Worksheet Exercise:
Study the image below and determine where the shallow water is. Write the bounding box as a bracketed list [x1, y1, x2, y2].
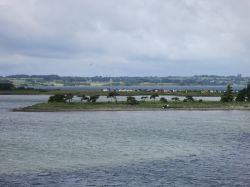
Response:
[0, 95, 250, 186]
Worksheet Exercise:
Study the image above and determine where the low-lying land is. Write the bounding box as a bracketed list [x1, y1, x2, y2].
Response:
[14, 101, 250, 112]
[0, 89, 222, 97]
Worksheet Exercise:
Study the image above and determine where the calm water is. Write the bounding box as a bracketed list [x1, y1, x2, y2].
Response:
[0, 96, 250, 186]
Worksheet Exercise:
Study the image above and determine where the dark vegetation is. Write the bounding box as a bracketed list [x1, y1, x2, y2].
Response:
[45, 84, 250, 106]
[221, 85, 234, 102]
[126, 96, 139, 105]
[183, 95, 195, 102]
[150, 93, 159, 101]
[235, 83, 250, 102]
[160, 97, 168, 103]
[0, 81, 14, 90]
[46, 84, 250, 104]
[107, 91, 119, 102]
[220, 83, 250, 102]
[14, 84, 250, 112]
[48, 94, 100, 103]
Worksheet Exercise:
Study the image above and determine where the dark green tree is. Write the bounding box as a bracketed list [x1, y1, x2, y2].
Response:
[185, 95, 194, 102]
[171, 97, 180, 101]
[79, 94, 89, 102]
[235, 89, 246, 102]
[141, 96, 148, 101]
[150, 93, 159, 101]
[246, 83, 250, 102]
[89, 95, 99, 103]
[127, 96, 139, 105]
[107, 91, 119, 102]
[160, 97, 168, 103]
[221, 85, 234, 102]
[48, 94, 66, 103]
[235, 82, 250, 102]
[65, 93, 74, 103]
[0, 82, 14, 90]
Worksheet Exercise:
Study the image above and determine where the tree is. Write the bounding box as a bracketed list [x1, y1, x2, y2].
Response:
[185, 95, 194, 102]
[150, 93, 159, 101]
[0, 81, 14, 90]
[127, 96, 139, 105]
[235, 89, 246, 102]
[246, 83, 250, 102]
[160, 97, 168, 103]
[171, 97, 180, 101]
[236, 82, 250, 102]
[79, 94, 89, 102]
[65, 93, 74, 103]
[221, 85, 234, 102]
[107, 91, 119, 102]
[141, 96, 148, 101]
[89, 95, 99, 103]
[48, 94, 66, 103]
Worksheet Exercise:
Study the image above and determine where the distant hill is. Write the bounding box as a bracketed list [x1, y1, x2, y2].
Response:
[1, 74, 249, 87]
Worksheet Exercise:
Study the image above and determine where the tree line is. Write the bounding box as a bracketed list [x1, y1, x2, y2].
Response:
[47, 91, 198, 105]
[221, 83, 250, 102]
[47, 83, 250, 105]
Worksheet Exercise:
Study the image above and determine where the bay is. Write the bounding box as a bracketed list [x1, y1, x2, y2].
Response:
[0, 96, 250, 186]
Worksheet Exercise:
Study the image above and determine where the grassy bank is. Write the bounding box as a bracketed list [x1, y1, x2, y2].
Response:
[14, 101, 250, 112]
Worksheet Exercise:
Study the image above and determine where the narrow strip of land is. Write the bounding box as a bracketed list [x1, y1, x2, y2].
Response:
[14, 101, 250, 112]
[0, 89, 222, 97]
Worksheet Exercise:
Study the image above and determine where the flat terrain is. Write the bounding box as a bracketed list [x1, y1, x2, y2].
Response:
[14, 101, 250, 112]
[0, 89, 222, 97]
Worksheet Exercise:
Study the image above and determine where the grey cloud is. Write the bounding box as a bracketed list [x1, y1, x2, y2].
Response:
[0, 0, 250, 75]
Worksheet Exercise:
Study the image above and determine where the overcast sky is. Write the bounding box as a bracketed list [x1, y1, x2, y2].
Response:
[0, 0, 250, 76]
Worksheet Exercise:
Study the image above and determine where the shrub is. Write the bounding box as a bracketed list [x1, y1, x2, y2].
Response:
[150, 93, 159, 101]
[221, 85, 234, 102]
[160, 97, 168, 103]
[127, 96, 139, 105]
[185, 95, 194, 102]
[0, 82, 14, 90]
[171, 97, 179, 101]
[89, 95, 99, 103]
[48, 94, 66, 103]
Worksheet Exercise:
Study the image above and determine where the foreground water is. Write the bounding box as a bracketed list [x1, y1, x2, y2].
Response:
[0, 96, 250, 186]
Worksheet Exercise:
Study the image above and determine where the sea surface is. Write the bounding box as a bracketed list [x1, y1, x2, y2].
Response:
[0, 95, 250, 186]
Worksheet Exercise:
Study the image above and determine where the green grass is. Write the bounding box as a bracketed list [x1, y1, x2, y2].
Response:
[14, 101, 250, 112]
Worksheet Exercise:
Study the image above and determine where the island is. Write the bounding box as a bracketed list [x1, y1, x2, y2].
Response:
[14, 101, 250, 112]
[9, 83, 250, 112]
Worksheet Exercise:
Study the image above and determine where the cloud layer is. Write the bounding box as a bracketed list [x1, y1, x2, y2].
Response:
[0, 0, 250, 76]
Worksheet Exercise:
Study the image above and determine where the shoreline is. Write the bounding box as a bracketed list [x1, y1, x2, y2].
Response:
[12, 100, 250, 112]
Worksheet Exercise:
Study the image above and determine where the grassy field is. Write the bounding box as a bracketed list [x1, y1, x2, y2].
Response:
[14, 101, 250, 112]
